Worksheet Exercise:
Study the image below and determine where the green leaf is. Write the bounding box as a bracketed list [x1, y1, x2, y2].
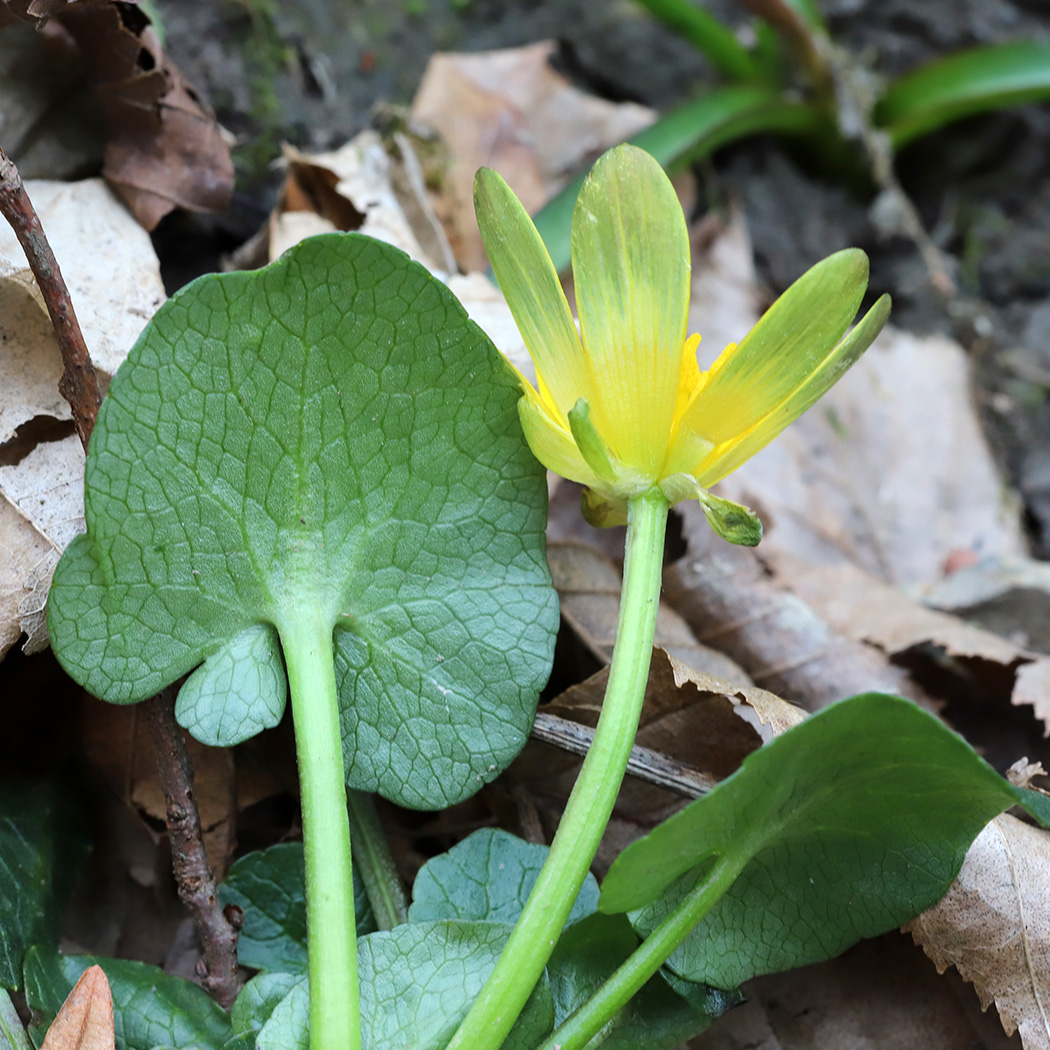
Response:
[0, 787, 87, 990]
[408, 828, 599, 927]
[23, 946, 231, 1050]
[600, 693, 1020, 988]
[219, 842, 375, 975]
[0, 991, 32, 1050]
[547, 913, 739, 1050]
[531, 87, 823, 274]
[47, 232, 558, 809]
[875, 40, 1050, 148]
[232, 972, 302, 1039]
[257, 922, 554, 1050]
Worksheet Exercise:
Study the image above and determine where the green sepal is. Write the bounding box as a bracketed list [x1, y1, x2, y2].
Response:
[697, 490, 763, 547]
[580, 487, 629, 529]
[567, 398, 617, 483]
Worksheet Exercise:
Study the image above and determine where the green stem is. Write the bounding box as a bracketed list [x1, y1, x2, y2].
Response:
[535, 857, 740, 1050]
[283, 612, 360, 1050]
[446, 490, 669, 1050]
[347, 789, 408, 930]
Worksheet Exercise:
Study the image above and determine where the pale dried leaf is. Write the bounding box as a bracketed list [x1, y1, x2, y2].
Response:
[410, 41, 654, 270]
[0, 178, 165, 441]
[776, 558, 1050, 733]
[906, 815, 1050, 1050]
[40, 965, 115, 1050]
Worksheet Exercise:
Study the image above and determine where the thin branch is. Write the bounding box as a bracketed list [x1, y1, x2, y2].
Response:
[143, 689, 242, 1010]
[0, 143, 240, 1007]
[0, 148, 101, 450]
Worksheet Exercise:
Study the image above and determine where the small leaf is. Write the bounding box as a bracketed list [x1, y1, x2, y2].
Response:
[408, 828, 599, 926]
[1, 990, 33, 1050]
[24, 947, 231, 1050]
[257, 923, 554, 1050]
[0, 787, 87, 990]
[218, 842, 376, 975]
[547, 913, 738, 1050]
[600, 694, 1020, 989]
[231, 973, 301, 1043]
[40, 966, 114, 1050]
[47, 233, 558, 810]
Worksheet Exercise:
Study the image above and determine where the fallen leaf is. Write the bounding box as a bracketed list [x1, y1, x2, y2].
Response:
[664, 502, 938, 711]
[40, 964, 114, 1050]
[0, 178, 164, 659]
[410, 41, 655, 270]
[906, 814, 1050, 1050]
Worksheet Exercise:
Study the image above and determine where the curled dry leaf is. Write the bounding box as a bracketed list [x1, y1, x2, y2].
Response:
[0, 178, 164, 658]
[906, 814, 1050, 1050]
[40, 964, 114, 1050]
[409, 41, 655, 270]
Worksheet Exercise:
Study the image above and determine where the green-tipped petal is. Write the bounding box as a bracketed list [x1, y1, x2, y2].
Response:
[571, 145, 691, 475]
[697, 489, 763, 546]
[683, 249, 871, 445]
[517, 395, 599, 489]
[475, 168, 588, 419]
[698, 293, 892, 485]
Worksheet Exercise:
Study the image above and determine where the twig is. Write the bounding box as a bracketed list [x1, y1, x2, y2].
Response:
[143, 689, 241, 1009]
[0, 144, 240, 1006]
[0, 148, 101, 450]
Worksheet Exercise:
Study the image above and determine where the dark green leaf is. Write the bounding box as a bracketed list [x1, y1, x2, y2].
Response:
[408, 828, 599, 926]
[219, 842, 375, 975]
[1017, 786, 1050, 828]
[23, 946, 231, 1050]
[0, 787, 87, 990]
[256, 922, 554, 1050]
[47, 232, 558, 809]
[532, 87, 823, 273]
[546, 913, 737, 1050]
[600, 693, 1019, 988]
[876, 40, 1050, 148]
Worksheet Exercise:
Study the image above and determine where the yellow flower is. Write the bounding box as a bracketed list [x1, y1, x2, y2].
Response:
[474, 144, 891, 539]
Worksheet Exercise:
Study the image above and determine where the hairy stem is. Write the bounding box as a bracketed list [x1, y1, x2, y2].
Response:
[536, 857, 739, 1050]
[283, 612, 359, 1050]
[446, 490, 669, 1050]
[347, 790, 408, 931]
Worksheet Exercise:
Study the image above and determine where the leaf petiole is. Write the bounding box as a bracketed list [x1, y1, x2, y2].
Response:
[282, 611, 360, 1050]
[347, 790, 408, 931]
[446, 490, 669, 1050]
[534, 856, 740, 1050]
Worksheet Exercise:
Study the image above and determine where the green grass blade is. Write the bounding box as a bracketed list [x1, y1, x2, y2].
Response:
[876, 39, 1050, 149]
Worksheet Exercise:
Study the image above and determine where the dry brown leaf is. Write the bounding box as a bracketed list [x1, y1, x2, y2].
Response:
[664, 502, 938, 711]
[775, 558, 1050, 734]
[409, 41, 654, 270]
[29, 1, 234, 228]
[0, 178, 164, 659]
[41, 964, 115, 1050]
[906, 814, 1050, 1050]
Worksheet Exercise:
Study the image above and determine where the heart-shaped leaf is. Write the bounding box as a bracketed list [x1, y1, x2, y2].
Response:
[231, 973, 301, 1046]
[218, 842, 375, 975]
[23, 947, 231, 1050]
[47, 233, 558, 808]
[255, 922, 554, 1050]
[408, 828, 599, 926]
[600, 693, 1020, 988]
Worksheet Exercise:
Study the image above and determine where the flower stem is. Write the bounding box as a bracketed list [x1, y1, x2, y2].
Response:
[283, 612, 360, 1050]
[535, 856, 740, 1050]
[347, 789, 408, 930]
[446, 490, 669, 1050]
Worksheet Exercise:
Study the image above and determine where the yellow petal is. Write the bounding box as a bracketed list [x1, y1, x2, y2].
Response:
[571, 145, 691, 475]
[682, 249, 870, 446]
[475, 168, 587, 421]
[517, 391, 600, 489]
[696, 293, 892, 485]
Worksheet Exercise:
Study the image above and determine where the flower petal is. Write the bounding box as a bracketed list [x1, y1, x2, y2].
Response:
[475, 168, 587, 421]
[696, 293, 892, 485]
[682, 248, 871, 446]
[571, 145, 691, 475]
[517, 392, 600, 489]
